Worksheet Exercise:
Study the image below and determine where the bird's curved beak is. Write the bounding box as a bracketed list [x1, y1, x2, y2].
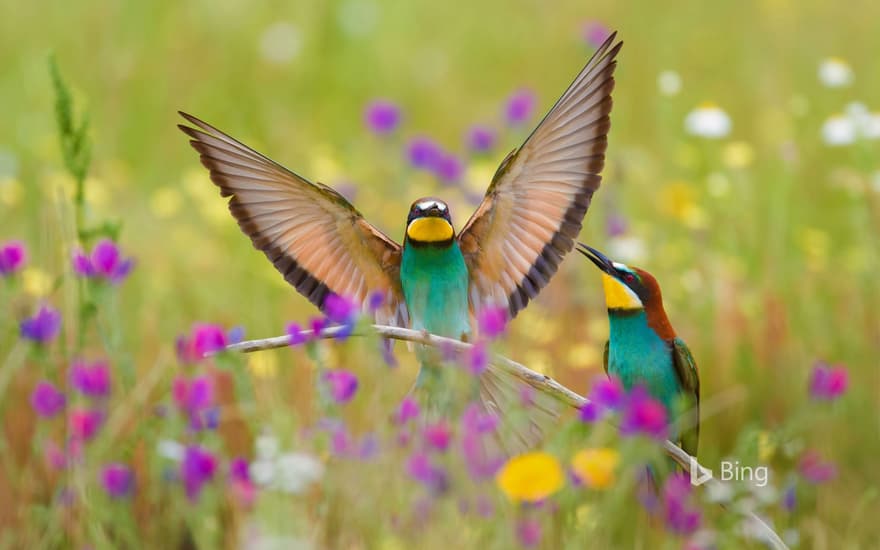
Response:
[576, 243, 614, 275]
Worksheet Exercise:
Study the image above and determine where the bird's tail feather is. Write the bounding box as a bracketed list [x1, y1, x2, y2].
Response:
[478, 366, 564, 455]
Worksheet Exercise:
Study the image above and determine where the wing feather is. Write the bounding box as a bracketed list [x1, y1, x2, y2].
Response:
[458, 34, 621, 318]
[672, 337, 700, 457]
[179, 112, 407, 325]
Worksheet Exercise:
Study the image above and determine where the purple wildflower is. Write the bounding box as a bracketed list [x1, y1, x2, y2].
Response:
[461, 403, 499, 434]
[230, 457, 256, 506]
[0, 240, 26, 276]
[606, 213, 628, 237]
[407, 452, 448, 493]
[516, 518, 542, 548]
[505, 89, 537, 125]
[460, 404, 503, 480]
[364, 99, 401, 135]
[31, 381, 66, 418]
[367, 290, 385, 312]
[433, 153, 464, 184]
[322, 369, 358, 404]
[620, 386, 668, 440]
[358, 433, 380, 460]
[324, 293, 359, 324]
[395, 397, 420, 424]
[809, 361, 848, 400]
[101, 463, 134, 498]
[323, 293, 359, 338]
[69, 408, 103, 441]
[423, 421, 452, 452]
[44, 440, 68, 470]
[466, 125, 496, 153]
[468, 341, 489, 375]
[192, 323, 227, 357]
[591, 376, 626, 410]
[477, 306, 508, 339]
[579, 376, 625, 422]
[181, 445, 217, 501]
[331, 427, 353, 456]
[20, 304, 61, 344]
[176, 323, 228, 362]
[782, 483, 796, 512]
[287, 322, 306, 346]
[663, 472, 701, 535]
[173, 376, 213, 411]
[310, 317, 327, 338]
[798, 450, 837, 484]
[406, 137, 442, 170]
[173, 375, 214, 430]
[71, 239, 134, 284]
[227, 326, 245, 345]
[581, 20, 611, 48]
[578, 401, 602, 422]
[69, 360, 111, 398]
[461, 430, 503, 480]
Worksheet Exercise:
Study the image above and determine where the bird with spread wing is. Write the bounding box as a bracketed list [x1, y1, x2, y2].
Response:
[179, 34, 622, 452]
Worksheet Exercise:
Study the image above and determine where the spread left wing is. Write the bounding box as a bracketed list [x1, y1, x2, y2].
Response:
[178, 112, 407, 326]
[458, 34, 621, 318]
[671, 337, 700, 457]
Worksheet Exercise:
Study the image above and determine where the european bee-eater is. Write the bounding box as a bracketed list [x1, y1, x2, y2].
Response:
[179, 35, 622, 449]
[576, 243, 700, 456]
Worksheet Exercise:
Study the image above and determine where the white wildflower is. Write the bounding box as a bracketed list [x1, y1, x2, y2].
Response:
[821, 114, 856, 146]
[274, 452, 325, 494]
[818, 57, 853, 88]
[157, 439, 185, 461]
[684, 103, 731, 139]
[861, 112, 880, 139]
[256, 433, 280, 460]
[608, 236, 646, 264]
[657, 70, 682, 96]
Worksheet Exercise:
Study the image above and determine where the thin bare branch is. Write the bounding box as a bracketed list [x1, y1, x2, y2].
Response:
[226, 324, 787, 550]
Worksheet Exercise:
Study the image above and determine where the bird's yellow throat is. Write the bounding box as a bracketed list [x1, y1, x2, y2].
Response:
[601, 273, 643, 310]
[407, 217, 454, 242]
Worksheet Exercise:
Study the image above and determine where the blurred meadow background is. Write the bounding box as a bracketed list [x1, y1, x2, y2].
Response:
[1, 0, 879, 548]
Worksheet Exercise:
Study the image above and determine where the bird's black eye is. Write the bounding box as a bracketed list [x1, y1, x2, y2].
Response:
[622, 272, 635, 283]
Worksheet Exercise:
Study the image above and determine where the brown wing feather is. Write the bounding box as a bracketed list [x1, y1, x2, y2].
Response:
[672, 337, 700, 456]
[458, 34, 621, 318]
[178, 112, 407, 326]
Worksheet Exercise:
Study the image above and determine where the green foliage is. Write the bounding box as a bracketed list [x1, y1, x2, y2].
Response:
[49, 56, 90, 195]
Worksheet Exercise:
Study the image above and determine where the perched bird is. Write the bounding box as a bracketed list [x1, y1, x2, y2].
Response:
[178, 35, 622, 449]
[576, 244, 700, 456]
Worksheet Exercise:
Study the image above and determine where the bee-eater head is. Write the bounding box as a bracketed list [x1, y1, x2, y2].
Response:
[406, 198, 455, 245]
[576, 243, 662, 312]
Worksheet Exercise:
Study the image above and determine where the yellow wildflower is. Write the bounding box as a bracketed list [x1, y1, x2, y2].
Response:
[496, 451, 564, 503]
[571, 448, 620, 490]
[248, 352, 278, 379]
[150, 186, 183, 218]
[22, 267, 53, 296]
[722, 141, 755, 169]
[757, 431, 775, 463]
[0, 177, 23, 206]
